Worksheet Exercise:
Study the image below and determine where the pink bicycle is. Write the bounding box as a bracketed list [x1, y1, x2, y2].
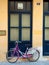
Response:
[6, 41, 40, 63]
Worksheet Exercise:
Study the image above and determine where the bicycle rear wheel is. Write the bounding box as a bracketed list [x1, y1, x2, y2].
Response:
[6, 50, 19, 63]
[26, 48, 40, 62]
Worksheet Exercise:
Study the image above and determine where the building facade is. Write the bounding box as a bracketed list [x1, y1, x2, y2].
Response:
[0, 0, 49, 61]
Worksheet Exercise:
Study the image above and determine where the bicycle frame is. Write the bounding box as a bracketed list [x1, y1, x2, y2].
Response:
[11, 42, 32, 59]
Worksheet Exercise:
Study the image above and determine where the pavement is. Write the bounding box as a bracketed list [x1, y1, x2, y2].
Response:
[0, 61, 49, 65]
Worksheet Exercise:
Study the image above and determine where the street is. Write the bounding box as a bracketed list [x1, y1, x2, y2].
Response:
[0, 61, 49, 65]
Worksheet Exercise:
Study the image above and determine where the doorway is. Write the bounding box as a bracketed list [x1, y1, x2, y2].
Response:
[8, 1, 32, 52]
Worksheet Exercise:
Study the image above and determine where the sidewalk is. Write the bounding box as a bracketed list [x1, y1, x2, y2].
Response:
[0, 61, 49, 65]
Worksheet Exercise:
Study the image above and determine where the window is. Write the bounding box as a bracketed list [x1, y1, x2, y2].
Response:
[10, 14, 19, 41]
[9, 1, 31, 12]
[45, 16, 49, 40]
[22, 14, 30, 27]
[8, 1, 32, 52]
[43, 2, 48, 12]
[10, 14, 19, 27]
[43, 1, 49, 56]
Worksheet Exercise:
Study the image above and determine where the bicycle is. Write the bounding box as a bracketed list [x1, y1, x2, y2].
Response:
[6, 41, 40, 63]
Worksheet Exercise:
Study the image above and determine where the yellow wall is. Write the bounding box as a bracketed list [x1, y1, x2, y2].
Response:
[0, 0, 48, 61]
[33, 0, 43, 47]
[0, 0, 8, 61]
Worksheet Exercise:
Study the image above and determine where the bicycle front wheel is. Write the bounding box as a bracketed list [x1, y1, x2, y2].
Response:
[26, 48, 40, 62]
[6, 50, 19, 63]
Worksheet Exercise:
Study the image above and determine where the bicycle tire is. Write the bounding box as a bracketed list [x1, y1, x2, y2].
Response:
[26, 48, 40, 62]
[6, 50, 19, 63]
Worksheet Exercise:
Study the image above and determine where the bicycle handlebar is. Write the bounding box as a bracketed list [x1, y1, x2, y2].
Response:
[15, 41, 21, 44]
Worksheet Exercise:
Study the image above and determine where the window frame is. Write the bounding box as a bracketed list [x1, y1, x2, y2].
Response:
[8, 1, 32, 51]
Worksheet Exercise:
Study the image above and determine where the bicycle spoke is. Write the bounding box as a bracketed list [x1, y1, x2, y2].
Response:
[26, 48, 40, 62]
